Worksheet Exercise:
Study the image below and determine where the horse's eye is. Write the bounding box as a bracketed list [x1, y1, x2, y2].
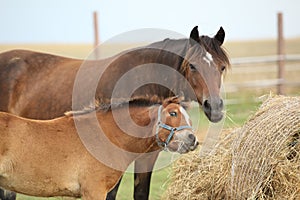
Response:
[189, 64, 196, 71]
[221, 66, 226, 72]
[169, 111, 177, 117]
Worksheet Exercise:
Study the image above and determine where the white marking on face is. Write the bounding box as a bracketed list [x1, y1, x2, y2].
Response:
[179, 106, 191, 126]
[203, 52, 213, 66]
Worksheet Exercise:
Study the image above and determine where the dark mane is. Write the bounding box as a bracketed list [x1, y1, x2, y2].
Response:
[65, 95, 189, 117]
[147, 35, 230, 71]
[200, 35, 231, 69]
[65, 96, 165, 116]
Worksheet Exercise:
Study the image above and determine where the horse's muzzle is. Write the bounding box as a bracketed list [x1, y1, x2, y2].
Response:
[203, 98, 224, 123]
[169, 131, 199, 154]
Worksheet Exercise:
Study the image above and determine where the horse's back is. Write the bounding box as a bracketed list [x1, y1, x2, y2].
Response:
[0, 50, 82, 119]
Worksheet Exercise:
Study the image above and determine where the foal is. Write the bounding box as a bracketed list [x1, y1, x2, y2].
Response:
[0, 97, 198, 200]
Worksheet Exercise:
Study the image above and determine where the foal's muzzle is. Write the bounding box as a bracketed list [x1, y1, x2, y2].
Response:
[169, 130, 199, 154]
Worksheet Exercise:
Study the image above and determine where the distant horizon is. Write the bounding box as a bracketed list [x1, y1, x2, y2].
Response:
[1, 35, 300, 45]
[1, 38, 299, 60]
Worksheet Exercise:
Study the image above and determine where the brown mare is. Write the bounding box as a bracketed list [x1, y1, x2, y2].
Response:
[0, 96, 198, 200]
[0, 26, 230, 200]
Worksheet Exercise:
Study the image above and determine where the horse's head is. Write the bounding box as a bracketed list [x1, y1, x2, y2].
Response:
[155, 96, 198, 154]
[182, 26, 230, 123]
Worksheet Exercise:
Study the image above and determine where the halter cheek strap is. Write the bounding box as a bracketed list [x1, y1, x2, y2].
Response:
[155, 105, 193, 150]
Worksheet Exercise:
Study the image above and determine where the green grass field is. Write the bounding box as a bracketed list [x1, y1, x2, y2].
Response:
[0, 38, 299, 200]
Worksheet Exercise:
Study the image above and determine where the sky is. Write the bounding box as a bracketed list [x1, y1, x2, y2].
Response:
[1, 0, 300, 44]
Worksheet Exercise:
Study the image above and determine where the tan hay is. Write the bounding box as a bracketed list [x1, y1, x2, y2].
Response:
[164, 96, 300, 200]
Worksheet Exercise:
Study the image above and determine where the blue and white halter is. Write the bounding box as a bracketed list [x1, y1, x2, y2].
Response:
[155, 105, 193, 150]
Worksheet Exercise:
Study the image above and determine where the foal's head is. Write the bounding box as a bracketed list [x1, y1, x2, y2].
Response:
[155, 96, 198, 154]
[181, 26, 229, 123]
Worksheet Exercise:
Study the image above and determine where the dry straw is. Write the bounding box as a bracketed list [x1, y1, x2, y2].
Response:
[164, 95, 300, 200]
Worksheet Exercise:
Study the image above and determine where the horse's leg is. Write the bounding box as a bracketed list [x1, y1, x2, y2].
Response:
[0, 159, 17, 200]
[81, 185, 107, 200]
[105, 178, 121, 200]
[133, 152, 160, 200]
[81, 192, 106, 200]
[0, 189, 16, 200]
[80, 170, 121, 200]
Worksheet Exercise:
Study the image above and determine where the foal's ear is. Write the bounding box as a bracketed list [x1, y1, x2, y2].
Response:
[162, 95, 184, 107]
[177, 91, 185, 102]
[214, 26, 225, 46]
[189, 26, 200, 45]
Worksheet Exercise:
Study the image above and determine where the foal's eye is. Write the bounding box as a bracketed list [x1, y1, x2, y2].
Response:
[189, 64, 196, 71]
[169, 111, 177, 117]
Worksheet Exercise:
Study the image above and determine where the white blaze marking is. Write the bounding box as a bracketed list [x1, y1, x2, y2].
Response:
[179, 106, 191, 126]
[203, 52, 213, 66]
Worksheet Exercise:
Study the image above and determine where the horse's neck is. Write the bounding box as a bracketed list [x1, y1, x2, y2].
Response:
[99, 48, 185, 101]
[74, 44, 189, 110]
[96, 105, 159, 154]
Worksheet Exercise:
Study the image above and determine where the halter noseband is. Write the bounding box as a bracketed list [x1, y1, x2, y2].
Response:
[155, 105, 193, 150]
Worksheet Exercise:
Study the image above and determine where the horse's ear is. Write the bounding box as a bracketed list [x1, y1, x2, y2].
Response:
[214, 26, 225, 46]
[178, 91, 185, 102]
[189, 26, 200, 45]
[162, 95, 184, 107]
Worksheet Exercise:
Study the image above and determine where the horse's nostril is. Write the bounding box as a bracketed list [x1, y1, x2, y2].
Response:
[188, 134, 195, 142]
[220, 99, 224, 108]
[204, 99, 223, 111]
[203, 100, 211, 111]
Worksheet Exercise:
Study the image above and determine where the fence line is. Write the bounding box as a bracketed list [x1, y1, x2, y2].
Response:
[224, 54, 300, 94]
[231, 54, 300, 65]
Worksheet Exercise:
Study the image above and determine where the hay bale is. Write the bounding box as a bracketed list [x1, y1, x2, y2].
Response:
[164, 96, 300, 200]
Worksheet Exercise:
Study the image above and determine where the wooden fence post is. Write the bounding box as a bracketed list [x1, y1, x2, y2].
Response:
[93, 11, 100, 59]
[277, 12, 285, 95]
